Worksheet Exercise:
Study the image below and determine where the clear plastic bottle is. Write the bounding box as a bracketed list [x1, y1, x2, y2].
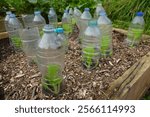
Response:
[69, 8, 74, 25]
[22, 14, 34, 28]
[82, 20, 100, 70]
[33, 11, 46, 36]
[19, 27, 40, 64]
[48, 8, 58, 28]
[8, 13, 23, 50]
[69, 8, 73, 16]
[37, 25, 65, 95]
[126, 12, 145, 46]
[97, 11, 112, 57]
[94, 1, 105, 19]
[5, 11, 12, 21]
[73, 7, 82, 27]
[55, 28, 68, 51]
[4, 11, 12, 31]
[80, 8, 92, 42]
[62, 10, 72, 36]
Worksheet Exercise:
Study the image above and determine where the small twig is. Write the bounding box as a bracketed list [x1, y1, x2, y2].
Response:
[100, 90, 110, 100]
[31, 87, 36, 100]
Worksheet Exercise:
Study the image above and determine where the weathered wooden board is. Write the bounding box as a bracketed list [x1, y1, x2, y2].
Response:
[0, 19, 8, 40]
[0, 32, 8, 40]
[106, 52, 150, 99]
[113, 28, 150, 40]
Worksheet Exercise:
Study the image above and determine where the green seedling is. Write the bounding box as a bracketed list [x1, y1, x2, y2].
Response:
[72, 18, 77, 25]
[40, 30, 44, 37]
[132, 28, 143, 41]
[43, 64, 63, 95]
[101, 36, 111, 56]
[127, 28, 143, 47]
[11, 36, 22, 49]
[128, 29, 143, 41]
[83, 46, 95, 69]
[62, 23, 72, 35]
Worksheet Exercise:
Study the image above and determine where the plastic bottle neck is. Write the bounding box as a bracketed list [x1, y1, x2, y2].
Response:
[35, 14, 41, 16]
[84, 11, 90, 13]
[136, 15, 143, 18]
[63, 12, 69, 19]
[100, 15, 108, 19]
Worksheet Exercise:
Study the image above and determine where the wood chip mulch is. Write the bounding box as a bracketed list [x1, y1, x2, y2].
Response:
[0, 27, 150, 100]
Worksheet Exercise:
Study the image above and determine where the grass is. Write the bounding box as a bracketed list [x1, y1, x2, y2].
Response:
[103, 0, 150, 35]
[143, 95, 150, 100]
[142, 90, 150, 100]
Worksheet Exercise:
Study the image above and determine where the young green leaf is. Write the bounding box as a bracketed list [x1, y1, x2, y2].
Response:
[83, 46, 95, 69]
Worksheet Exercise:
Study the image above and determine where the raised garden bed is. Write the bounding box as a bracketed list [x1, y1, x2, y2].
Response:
[0, 27, 150, 100]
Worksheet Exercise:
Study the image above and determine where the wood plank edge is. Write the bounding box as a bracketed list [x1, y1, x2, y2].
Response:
[0, 32, 9, 40]
[106, 52, 150, 99]
[113, 28, 150, 40]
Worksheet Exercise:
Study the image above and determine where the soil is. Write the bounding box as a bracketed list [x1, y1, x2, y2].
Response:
[0, 27, 150, 100]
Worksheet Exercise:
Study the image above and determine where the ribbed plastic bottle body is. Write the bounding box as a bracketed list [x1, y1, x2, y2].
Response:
[37, 25, 65, 95]
[79, 8, 92, 41]
[19, 27, 40, 63]
[62, 11, 72, 35]
[48, 8, 58, 28]
[97, 14, 112, 57]
[126, 13, 145, 46]
[8, 14, 23, 50]
[82, 21, 100, 70]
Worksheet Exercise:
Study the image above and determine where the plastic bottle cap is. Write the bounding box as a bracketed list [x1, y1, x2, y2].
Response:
[6, 11, 12, 15]
[84, 8, 90, 11]
[55, 28, 64, 33]
[34, 11, 41, 15]
[100, 11, 106, 16]
[88, 20, 97, 26]
[43, 24, 54, 32]
[136, 12, 144, 16]
[9, 14, 16, 18]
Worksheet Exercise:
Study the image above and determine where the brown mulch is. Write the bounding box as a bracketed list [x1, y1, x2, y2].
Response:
[0, 28, 150, 100]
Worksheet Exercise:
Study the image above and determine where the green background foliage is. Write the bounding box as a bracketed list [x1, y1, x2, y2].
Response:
[103, 0, 150, 34]
[0, 0, 150, 34]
